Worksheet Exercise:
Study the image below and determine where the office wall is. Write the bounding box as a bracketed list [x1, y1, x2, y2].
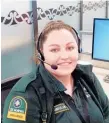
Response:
[37, 0, 80, 33]
[1, 1, 35, 82]
[82, 0, 107, 53]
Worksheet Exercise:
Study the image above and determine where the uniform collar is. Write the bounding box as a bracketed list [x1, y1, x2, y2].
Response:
[38, 63, 66, 94]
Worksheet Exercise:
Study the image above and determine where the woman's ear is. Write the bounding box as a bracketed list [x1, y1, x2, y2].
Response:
[40, 48, 43, 55]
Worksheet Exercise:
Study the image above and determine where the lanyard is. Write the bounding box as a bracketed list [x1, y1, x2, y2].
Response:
[78, 82, 90, 123]
[70, 101, 87, 123]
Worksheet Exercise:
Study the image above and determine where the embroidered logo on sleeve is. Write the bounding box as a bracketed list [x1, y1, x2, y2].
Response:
[54, 103, 69, 114]
[7, 96, 27, 121]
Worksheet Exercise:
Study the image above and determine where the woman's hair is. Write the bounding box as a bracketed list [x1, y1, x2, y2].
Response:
[38, 20, 78, 49]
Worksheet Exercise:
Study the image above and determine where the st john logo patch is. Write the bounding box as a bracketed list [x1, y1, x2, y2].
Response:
[7, 96, 27, 121]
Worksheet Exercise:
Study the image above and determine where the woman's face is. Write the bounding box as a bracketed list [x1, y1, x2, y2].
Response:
[42, 29, 79, 77]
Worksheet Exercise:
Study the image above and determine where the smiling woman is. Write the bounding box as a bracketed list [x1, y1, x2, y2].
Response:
[3, 20, 109, 123]
[37, 21, 79, 79]
[43, 29, 78, 77]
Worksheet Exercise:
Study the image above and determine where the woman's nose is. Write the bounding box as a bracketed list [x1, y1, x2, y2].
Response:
[60, 50, 69, 59]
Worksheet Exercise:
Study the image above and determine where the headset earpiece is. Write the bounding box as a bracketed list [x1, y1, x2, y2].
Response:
[37, 52, 41, 59]
[78, 38, 82, 53]
[37, 32, 45, 60]
[72, 27, 82, 53]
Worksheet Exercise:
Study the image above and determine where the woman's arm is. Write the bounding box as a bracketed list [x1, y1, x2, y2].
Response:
[3, 85, 41, 123]
[93, 73, 109, 123]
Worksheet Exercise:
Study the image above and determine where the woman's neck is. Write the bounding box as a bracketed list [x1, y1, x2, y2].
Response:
[54, 74, 71, 84]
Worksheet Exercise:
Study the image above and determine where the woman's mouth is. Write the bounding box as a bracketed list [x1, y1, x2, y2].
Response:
[58, 62, 72, 66]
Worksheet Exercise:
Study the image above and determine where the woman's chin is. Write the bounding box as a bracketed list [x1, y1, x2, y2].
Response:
[53, 68, 74, 76]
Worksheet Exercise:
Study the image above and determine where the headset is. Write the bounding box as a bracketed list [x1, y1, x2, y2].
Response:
[36, 26, 82, 62]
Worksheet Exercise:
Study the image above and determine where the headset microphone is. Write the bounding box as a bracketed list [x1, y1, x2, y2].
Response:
[51, 64, 58, 70]
[37, 56, 58, 70]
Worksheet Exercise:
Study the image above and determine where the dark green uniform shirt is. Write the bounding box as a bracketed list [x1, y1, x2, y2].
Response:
[3, 64, 109, 123]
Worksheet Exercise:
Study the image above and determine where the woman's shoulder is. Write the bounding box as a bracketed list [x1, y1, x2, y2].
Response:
[12, 72, 36, 93]
[3, 70, 41, 123]
[11, 66, 40, 93]
[76, 62, 93, 78]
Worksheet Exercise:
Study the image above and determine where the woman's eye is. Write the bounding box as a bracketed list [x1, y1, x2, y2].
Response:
[67, 46, 74, 51]
[50, 49, 59, 53]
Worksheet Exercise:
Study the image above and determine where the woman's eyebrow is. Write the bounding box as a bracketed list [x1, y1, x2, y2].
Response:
[48, 44, 59, 47]
[66, 42, 75, 45]
[48, 42, 75, 47]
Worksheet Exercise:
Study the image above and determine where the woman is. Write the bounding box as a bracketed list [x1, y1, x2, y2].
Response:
[3, 21, 109, 123]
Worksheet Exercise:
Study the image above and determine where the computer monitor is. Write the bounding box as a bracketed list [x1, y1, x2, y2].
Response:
[92, 18, 109, 62]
